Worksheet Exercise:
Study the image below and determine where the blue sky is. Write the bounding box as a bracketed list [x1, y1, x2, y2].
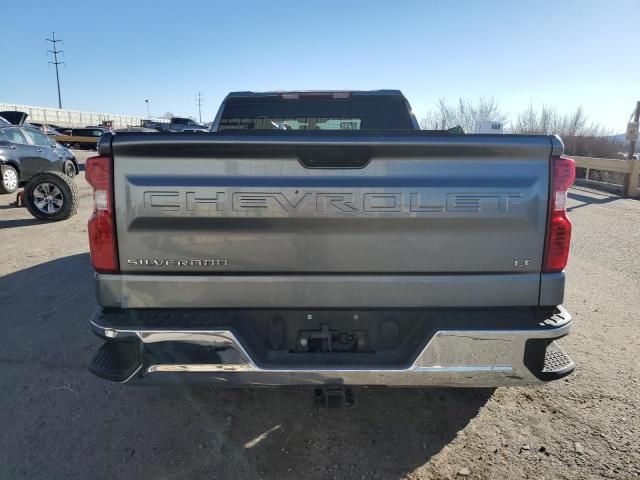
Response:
[1, 0, 637, 131]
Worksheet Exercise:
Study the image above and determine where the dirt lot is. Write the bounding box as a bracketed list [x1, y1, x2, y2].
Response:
[1, 151, 639, 480]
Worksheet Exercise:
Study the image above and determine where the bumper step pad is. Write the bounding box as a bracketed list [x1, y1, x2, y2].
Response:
[89, 341, 142, 382]
[542, 343, 574, 374]
[525, 340, 575, 381]
[543, 349, 573, 372]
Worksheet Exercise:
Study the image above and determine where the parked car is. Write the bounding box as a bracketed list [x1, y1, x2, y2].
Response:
[54, 128, 107, 150]
[87, 90, 576, 393]
[114, 127, 159, 133]
[18, 123, 79, 176]
[28, 122, 64, 134]
[51, 140, 80, 177]
[0, 111, 29, 126]
[43, 127, 64, 136]
[85, 125, 113, 130]
[182, 127, 209, 133]
[141, 116, 206, 132]
[0, 118, 79, 220]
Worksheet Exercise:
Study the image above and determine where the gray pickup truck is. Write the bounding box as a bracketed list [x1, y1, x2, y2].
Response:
[85, 90, 576, 389]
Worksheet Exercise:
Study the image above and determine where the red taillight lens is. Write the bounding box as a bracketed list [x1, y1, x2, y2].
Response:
[552, 156, 576, 193]
[86, 155, 118, 273]
[544, 156, 575, 272]
[545, 214, 572, 271]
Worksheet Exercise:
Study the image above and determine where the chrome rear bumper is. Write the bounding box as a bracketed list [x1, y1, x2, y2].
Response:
[89, 307, 573, 387]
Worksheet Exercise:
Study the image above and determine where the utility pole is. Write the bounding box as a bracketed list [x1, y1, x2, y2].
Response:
[625, 101, 640, 198]
[196, 91, 204, 123]
[46, 32, 64, 109]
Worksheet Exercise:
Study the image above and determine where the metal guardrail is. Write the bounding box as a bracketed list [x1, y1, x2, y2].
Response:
[573, 156, 640, 198]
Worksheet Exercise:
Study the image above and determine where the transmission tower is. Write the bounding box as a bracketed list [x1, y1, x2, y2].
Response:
[196, 91, 204, 123]
[46, 32, 65, 109]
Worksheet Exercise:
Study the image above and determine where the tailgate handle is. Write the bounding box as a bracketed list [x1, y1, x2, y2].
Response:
[297, 146, 372, 169]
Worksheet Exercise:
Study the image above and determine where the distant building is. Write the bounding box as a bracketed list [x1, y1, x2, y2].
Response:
[474, 121, 504, 134]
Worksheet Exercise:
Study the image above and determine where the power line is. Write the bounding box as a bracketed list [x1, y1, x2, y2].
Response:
[46, 32, 64, 109]
[196, 91, 204, 123]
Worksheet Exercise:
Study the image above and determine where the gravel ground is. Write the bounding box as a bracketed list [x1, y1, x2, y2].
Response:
[0, 152, 638, 480]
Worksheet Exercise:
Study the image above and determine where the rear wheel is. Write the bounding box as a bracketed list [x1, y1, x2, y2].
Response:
[63, 160, 76, 178]
[24, 171, 79, 221]
[0, 165, 19, 194]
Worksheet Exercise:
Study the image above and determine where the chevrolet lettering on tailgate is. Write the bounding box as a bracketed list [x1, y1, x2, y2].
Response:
[142, 190, 523, 215]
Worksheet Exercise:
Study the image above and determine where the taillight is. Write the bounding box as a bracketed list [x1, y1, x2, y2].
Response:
[85, 155, 118, 273]
[543, 156, 575, 272]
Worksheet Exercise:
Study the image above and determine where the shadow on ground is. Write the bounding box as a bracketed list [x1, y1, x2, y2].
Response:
[192, 386, 495, 479]
[0, 203, 18, 210]
[567, 189, 621, 212]
[0, 254, 494, 480]
[0, 218, 51, 229]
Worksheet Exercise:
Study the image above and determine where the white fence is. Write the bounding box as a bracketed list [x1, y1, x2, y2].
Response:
[573, 156, 640, 198]
[0, 103, 166, 129]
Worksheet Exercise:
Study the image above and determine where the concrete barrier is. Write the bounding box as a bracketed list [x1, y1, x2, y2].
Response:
[0, 103, 167, 129]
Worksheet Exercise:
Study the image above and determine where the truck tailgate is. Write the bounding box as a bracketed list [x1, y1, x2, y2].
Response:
[112, 133, 553, 278]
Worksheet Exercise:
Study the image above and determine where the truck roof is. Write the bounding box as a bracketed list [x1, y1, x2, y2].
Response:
[213, 90, 417, 130]
[224, 90, 405, 101]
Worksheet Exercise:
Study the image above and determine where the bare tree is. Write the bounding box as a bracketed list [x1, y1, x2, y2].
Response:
[423, 98, 620, 157]
[563, 106, 588, 137]
[161, 112, 174, 120]
[511, 104, 618, 157]
[512, 103, 587, 136]
[420, 97, 507, 132]
[419, 111, 443, 130]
